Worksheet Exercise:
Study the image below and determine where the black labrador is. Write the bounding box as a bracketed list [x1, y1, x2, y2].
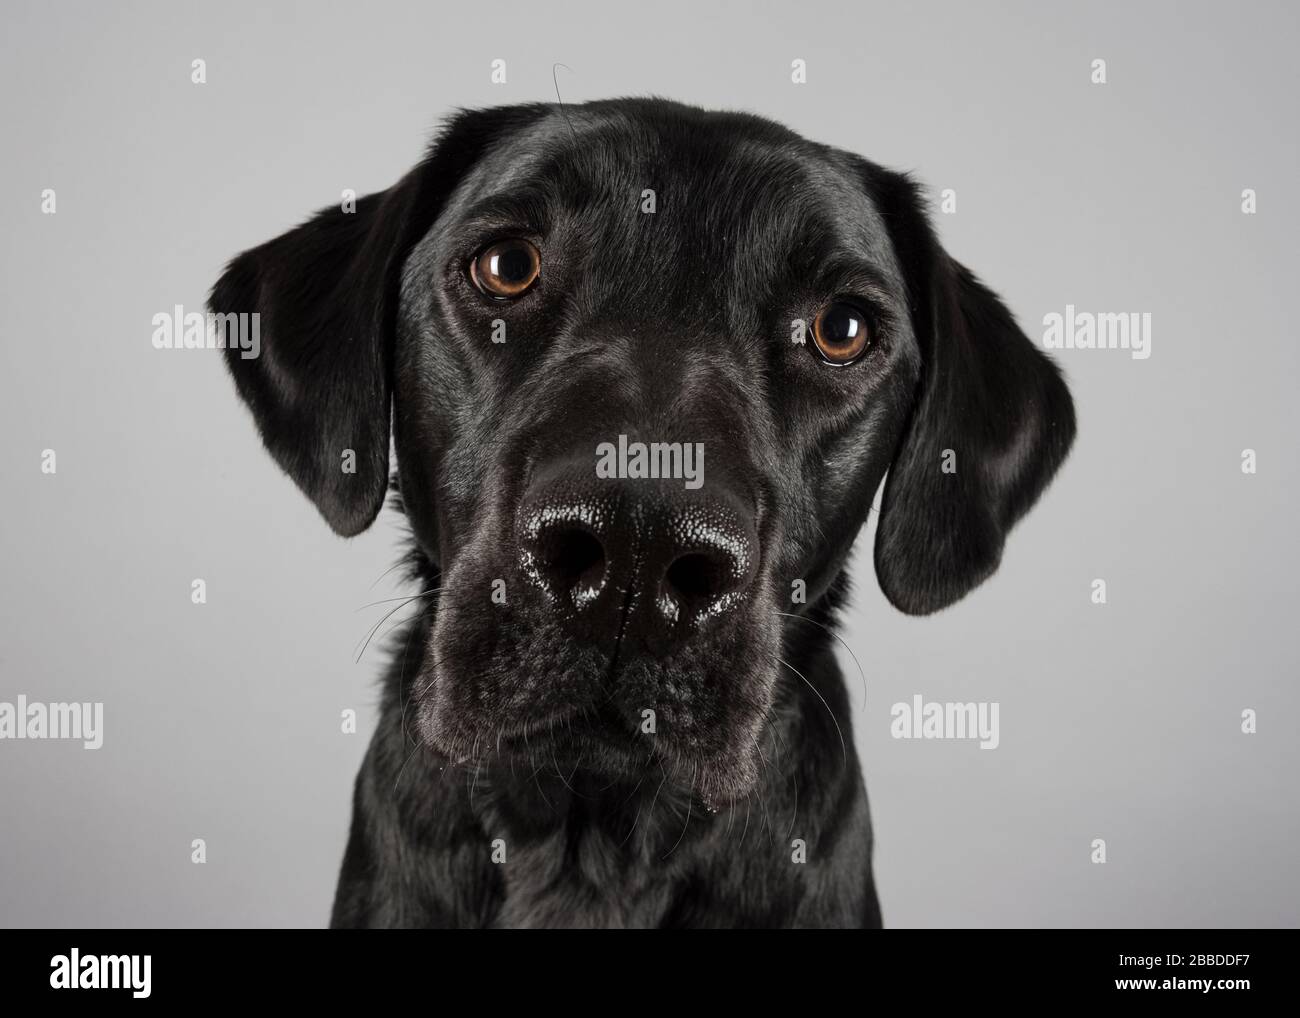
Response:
[211, 99, 1074, 928]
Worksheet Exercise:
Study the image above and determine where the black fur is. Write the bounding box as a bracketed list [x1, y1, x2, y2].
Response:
[210, 99, 1074, 928]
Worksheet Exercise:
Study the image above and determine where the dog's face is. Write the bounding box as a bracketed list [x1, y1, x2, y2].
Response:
[213, 100, 1074, 807]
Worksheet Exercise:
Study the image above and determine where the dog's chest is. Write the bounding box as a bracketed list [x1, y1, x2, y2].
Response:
[489, 825, 677, 929]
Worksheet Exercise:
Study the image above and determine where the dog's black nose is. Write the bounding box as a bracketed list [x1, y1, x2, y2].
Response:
[518, 499, 613, 611]
[653, 501, 757, 622]
[516, 464, 758, 639]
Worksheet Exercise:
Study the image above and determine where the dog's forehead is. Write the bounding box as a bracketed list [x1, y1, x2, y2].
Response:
[437, 106, 902, 291]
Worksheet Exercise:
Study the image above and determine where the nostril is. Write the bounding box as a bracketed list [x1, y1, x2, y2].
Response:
[658, 509, 757, 625]
[538, 527, 606, 602]
[665, 552, 729, 603]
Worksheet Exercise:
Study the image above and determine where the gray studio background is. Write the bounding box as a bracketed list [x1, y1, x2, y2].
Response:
[2, 0, 1296, 928]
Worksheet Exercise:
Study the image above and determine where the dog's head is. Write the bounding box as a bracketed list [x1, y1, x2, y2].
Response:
[212, 99, 1074, 807]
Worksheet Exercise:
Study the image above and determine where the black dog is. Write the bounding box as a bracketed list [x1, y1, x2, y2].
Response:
[211, 99, 1074, 928]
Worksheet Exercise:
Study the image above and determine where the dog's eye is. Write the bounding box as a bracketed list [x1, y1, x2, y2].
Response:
[469, 239, 541, 299]
[811, 300, 872, 365]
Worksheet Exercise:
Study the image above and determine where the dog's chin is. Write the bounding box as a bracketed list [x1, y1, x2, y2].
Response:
[416, 686, 766, 811]
[416, 578, 783, 810]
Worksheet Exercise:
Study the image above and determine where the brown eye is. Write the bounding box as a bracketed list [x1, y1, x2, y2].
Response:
[811, 300, 872, 365]
[470, 238, 541, 299]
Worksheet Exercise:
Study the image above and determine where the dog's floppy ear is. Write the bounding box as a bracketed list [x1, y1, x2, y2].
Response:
[869, 170, 1076, 614]
[210, 104, 548, 536]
